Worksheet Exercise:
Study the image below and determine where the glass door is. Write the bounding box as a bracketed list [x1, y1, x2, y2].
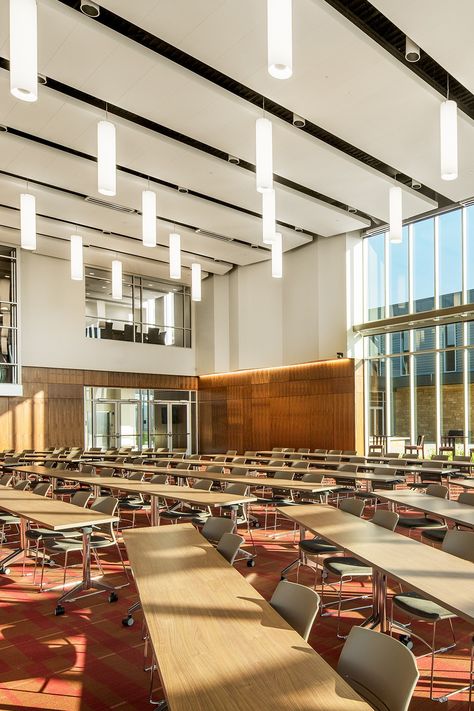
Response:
[94, 402, 118, 449]
[169, 403, 189, 451]
[118, 401, 141, 449]
[148, 402, 170, 450]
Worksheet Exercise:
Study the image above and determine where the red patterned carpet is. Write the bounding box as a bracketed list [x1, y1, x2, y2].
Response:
[0, 507, 472, 710]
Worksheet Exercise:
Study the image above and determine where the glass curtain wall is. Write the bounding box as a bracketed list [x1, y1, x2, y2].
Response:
[0, 246, 19, 384]
[362, 205, 474, 455]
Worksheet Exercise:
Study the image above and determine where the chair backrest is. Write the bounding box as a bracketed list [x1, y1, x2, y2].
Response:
[71, 490, 92, 507]
[175, 462, 191, 470]
[90, 496, 119, 538]
[192, 479, 213, 491]
[349, 456, 366, 464]
[201, 516, 235, 543]
[244, 451, 256, 457]
[128, 472, 145, 481]
[338, 626, 419, 711]
[228, 467, 247, 477]
[14, 479, 29, 490]
[338, 463, 358, 473]
[301, 471, 324, 484]
[274, 470, 295, 481]
[216, 532, 244, 564]
[150, 474, 168, 484]
[226, 450, 237, 456]
[214, 455, 227, 462]
[80, 464, 94, 474]
[442, 530, 474, 564]
[225, 482, 248, 496]
[270, 580, 320, 642]
[314, 449, 327, 454]
[232, 457, 246, 464]
[55, 462, 67, 470]
[291, 460, 309, 469]
[269, 459, 284, 467]
[458, 492, 474, 506]
[339, 497, 365, 517]
[282, 448, 295, 453]
[433, 454, 450, 461]
[297, 448, 310, 453]
[343, 450, 357, 456]
[385, 452, 400, 459]
[326, 454, 341, 463]
[0, 473, 13, 486]
[288, 453, 302, 460]
[97, 467, 115, 478]
[417, 435, 425, 446]
[425, 484, 448, 499]
[404, 453, 419, 460]
[388, 459, 406, 467]
[187, 454, 201, 460]
[328, 449, 342, 455]
[33, 482, 51, 497]
[422, 461, 437, 468]
[371, 509, 399, 531]
[206, 465, 224, 474]
[272, 447, 283, 452]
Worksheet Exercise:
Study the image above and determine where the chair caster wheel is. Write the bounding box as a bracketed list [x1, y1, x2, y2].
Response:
[0, 567, 11, 575]
[280, 575, 287, 581]
[109, 592, 118, 603]
[252, 521, 260, 529]
[247, 559, 256, 568]
[122, 615, 134, 627]
[399, 634, 413, 650]
[54, 605, 65, 616]
[47, 559, 56, 567]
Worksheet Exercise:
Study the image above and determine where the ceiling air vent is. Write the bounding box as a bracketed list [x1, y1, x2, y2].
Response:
[195, 228, 233, 243]
[84, 196, 137, 214]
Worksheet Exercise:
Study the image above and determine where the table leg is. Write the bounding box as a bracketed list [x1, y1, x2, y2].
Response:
[280, 524, 305, 579]
[55, 526, 117, 612]
[0, 517, 26, 573]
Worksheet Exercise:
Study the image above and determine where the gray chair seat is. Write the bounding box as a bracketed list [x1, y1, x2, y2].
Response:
[393, 591, 453, 621]
[255, 497, 293, 506]
[45, 535, 112, 552]
[324, 556, 372, 577]
[421, 528, 447, 543]
[26, 527, 83, 540]
[300, 537, 339, 555]
[397, 516, 444, 529]
[161, 509, 209, 520]
[118, 498, 150, 510]
[0, 514, 20, 525]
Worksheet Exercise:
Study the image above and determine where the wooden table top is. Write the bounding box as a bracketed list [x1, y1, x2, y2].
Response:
[451, 478, 474, 490]
[365, 463, 460, 476]
[278, 504, 474, 626]
[0, 487, 118, 530]
[181, 471, 342, 493]
[366, 455, 473, 469]
[123, 524, 370, 711]
[373, 489, 474, 528]
[12, 467, 257, 508]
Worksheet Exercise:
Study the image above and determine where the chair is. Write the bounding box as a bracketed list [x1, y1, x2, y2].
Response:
[117, 472, 148, 527]
[281, 497, 364, 584]
[216, 532, 244, 565]
[219, 482, 250, 525]
[390, 530, 474, 700]
[40, 496, 127, 592]
[0, 473, 13, 486]
[269, 580, 320, 642]
[198, 516, 234, 544]
[159, 479, 213, 524]
[149, 474, 168, 485]
[328, 449, 342, 455]
[254, 470, 296, 531]
[438, 435, 456, 457]
[404, 453, 420, 460]
[226, 450, 237, 457]
[321, 509, 399, 638]
[421, 491, 474, 545]
[338, 626, 419, 711]
[297, 448, 310, 454]
[397, 484, 448, 535]
[368, 436, 385, 456]
[290, 459, 309, 473]
[405, 435, 425, 458]
[314, 449, 328, 454]
[0, 481, 49, 550]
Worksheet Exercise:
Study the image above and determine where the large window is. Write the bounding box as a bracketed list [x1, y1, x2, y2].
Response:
[0, 246, 18, 384]
[362, 204, 474, 454]
[85, 268, 192, 348]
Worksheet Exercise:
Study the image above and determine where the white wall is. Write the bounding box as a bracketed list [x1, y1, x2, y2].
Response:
[195, 233, 362, 374]
[20, 252, 196, 375]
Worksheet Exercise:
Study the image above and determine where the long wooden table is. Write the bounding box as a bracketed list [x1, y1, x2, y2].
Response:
[373, 489, 474, 529]
[0, 486, 119, 613]
[123, 523, 370, 710]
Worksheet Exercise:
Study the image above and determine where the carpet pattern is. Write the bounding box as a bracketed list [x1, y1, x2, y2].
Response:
[0, 499, 472, 710]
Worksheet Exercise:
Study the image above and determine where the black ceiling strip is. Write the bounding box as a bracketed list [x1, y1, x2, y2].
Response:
[321, 0, 474, 123]
[0, 168, 267, 256]
[0, 57, 371, 226]
[3, 125, 316, 239]
[55, 0, 449, 209]
[0, 203, 236, 266]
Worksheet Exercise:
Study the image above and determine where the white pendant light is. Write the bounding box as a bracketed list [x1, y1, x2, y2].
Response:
[440, 99, 458, 181]
[164, 292, 175, 345]
[255, 117, 273, 192]
[389, 186, 403, 244]
[70, 234, 83, 280]
[20, 193, 36, 250]
[262, 189, 276, 244]
[272, 232, 283, 278]
[111, 259, 122, 300]
[9, 0, 38, 102]
[97, 119, 116, 196]
[142, 189, 156, 247]
[169, 232, 181, 279]
[267, 0, 292, 80]
[191, 263, 202, 302]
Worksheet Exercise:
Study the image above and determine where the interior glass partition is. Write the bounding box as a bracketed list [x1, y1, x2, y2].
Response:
[85, 387, 197, 452]
[0, 246, 19, 384]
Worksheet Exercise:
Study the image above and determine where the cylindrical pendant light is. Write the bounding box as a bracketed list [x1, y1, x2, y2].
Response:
[97, 119, 116, 196]
[70, 234, 83, 280]
[9, 0, 38, 102]
[267, 0, 292, 80]
[262, 189, 276, 244]
[440, 99, 458, 181]
[142, 189, 156, 247]
[272, 232, 283, 278]
[191, 263, 202, 302]
[111, 259, 122, 300]
[169, 232, 181, 279]
[20, 193, 36, 250]
[256, 117, 273, 192]
[389, 186, 403, 244]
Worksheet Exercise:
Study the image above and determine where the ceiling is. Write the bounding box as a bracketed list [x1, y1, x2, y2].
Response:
[0, 0, 472, 279]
